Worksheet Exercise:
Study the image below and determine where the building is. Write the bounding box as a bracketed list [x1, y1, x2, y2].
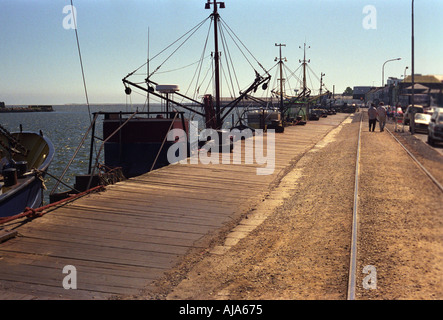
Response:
[353, 86, 372, 100]
[365, 75, 443, 109]
[0, 102, 5, 108]
[398, 75, 443, 108]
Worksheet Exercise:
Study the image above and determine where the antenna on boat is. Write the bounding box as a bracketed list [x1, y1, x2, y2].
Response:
[205, 0, 225, 129]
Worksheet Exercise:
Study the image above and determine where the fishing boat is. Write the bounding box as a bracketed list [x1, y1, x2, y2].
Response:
[246, 108, 282, 131]
[263, 42, 332, 126]
[0, 127, 54, 218]
[49, 1, 272, 202]
[103, 0, 271, 177]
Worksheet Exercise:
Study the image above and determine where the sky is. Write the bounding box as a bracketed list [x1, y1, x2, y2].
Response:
[0, 0, 442, 105]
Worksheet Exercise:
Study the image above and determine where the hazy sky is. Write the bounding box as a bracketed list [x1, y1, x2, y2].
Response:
[1, 0, 442, 105]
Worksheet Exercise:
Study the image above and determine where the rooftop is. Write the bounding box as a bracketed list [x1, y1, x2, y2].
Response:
[403, 75, 443, 84]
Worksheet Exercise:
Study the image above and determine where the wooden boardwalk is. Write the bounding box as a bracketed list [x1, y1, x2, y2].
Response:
[0, 113, 349, 299]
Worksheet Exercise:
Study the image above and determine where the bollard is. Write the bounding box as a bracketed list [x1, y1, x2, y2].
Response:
[3, 168, 18, 187]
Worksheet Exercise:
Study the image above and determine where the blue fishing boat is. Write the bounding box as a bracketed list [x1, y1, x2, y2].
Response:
[0, 129, 54, 218]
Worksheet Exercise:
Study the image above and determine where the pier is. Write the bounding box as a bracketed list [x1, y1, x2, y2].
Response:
[0, 113, 349, 299]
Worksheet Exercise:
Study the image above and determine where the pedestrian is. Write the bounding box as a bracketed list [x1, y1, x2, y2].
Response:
[0, 149, 9, 170]
[394, 103, 403, 132]
[368, 103, 377, 132]
[376, 102, 387, 132]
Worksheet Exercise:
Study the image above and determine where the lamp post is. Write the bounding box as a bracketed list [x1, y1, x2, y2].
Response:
[411, 0, 415, 109]
[411, 0, 416, 134]
[382, 58, 401, 87]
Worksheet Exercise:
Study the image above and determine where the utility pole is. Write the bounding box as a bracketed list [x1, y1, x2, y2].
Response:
[411, 0, 415, 109]
[411, 0, 415, 134]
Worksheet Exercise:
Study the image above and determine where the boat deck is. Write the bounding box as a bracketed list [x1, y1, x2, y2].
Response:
[0, 113, 350, 299]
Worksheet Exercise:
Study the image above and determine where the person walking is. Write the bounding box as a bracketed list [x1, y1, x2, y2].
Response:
[368, 103, 377, 132]
[376, 102, 387, 132]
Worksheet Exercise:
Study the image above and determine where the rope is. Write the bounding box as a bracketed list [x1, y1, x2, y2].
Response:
[0, 124, 29, 156]
[219, 18, 269, 75]
[0, 185, 104, 225]
[126, 17, 211, 79]
[50, 113, 99, 195]
[186, 21, 213, 103]
[70, 0, 92, 125]
[150, 112, 180, 172]
[87, 111, 138, 190]
[218, 23, 239, 97]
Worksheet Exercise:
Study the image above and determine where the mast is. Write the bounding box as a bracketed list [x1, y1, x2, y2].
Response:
[299, 42, 310, 119]
[124, 1, 271, 128]
[320, 72, 325, 98]
[299, 42, 310, 95]
[147, 27, 150, 113]
[275, 43, 286, 113]
[206, 0, 225, 129]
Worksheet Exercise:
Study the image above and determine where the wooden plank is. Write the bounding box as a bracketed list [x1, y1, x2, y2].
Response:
[0, 278, 113, 299]
[27, 211, 224, 239]
[0, 289, 38, 300]
[0, 250, 165, 281]
[0, 263, 152, 295]
[0, 229, 18, 243]
[1, 237, 180, 269]
[20, 217, 209, 243]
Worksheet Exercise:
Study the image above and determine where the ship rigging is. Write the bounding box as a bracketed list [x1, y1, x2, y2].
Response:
[267, 41, 332, 122]
[122, 0, 272, 130]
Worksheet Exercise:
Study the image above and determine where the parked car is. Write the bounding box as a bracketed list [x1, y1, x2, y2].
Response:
[425, 106, 440, 115]
[428, 109, 443, 146]
[413, 113, 431, 134]
[403, 104, 424, 125]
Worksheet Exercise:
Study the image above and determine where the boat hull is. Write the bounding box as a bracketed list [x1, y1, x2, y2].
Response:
[0, 132, 54, 218]
[0, 175, 46, 218]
